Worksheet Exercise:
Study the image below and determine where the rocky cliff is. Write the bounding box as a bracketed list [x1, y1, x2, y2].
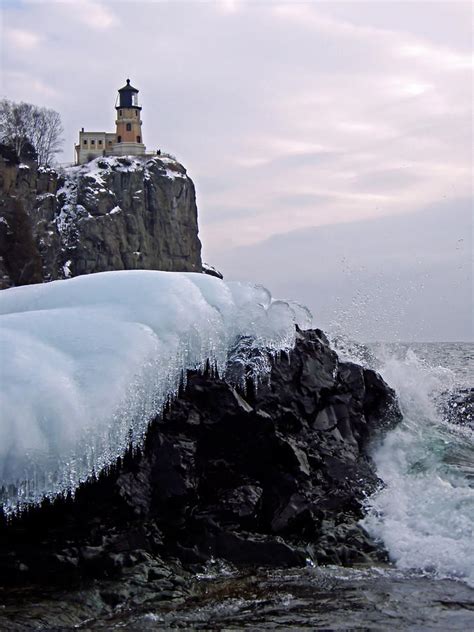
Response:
[0, 328, 401, 629]
[0, 150, 202, 287]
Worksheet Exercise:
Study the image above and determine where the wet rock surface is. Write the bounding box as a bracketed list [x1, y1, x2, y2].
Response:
[0, 328, 402, 628]
[0, 151, 202, 288]
[86, 566, 474, 631]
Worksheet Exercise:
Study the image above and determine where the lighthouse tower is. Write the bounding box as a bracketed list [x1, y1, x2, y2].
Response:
[113, 79, 146, 156]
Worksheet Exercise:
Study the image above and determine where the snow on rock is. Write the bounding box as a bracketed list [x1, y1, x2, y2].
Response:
[62, 260, 72, 278]
[54, 156, 189, 256]
[0, 270, 311, 513]
[55, 168, 89, 249]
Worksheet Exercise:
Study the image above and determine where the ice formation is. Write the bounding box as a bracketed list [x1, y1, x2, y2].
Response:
[0, 270, 311, 514]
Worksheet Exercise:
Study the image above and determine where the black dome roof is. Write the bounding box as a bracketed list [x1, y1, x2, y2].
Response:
[118, 78, 139, 93]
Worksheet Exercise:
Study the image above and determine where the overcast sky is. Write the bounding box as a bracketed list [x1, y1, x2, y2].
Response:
[1, 0, 472, 341]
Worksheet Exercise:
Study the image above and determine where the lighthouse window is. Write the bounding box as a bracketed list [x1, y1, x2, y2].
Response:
[126, 123, 132, 131]
[91, 139, 95, 145]
[117, 135, 122, 143]
[98, 140, 103, 146]
[83, 140, 87, 146]
[137, 136, 141, 143]
[119, 110, 122, 116]
[132, 93, 138, 106]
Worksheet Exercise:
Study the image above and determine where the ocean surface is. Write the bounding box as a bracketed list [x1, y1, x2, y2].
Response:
[91, 341, 473, 630]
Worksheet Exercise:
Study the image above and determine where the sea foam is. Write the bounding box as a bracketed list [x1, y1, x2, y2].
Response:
[360, 347, 474, 587]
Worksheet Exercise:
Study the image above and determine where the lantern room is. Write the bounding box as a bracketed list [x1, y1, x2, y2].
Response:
[116, 78, 141, 110]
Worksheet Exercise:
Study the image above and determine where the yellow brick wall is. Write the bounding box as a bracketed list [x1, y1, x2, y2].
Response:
[115, 108, 143, 144]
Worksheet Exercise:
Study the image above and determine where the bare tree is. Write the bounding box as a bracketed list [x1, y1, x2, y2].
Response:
[30, 108, 64, 167]
[0, 99, 64, 166]
[0, 100, 33, 159]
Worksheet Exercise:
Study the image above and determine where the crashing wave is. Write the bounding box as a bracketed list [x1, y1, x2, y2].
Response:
[359, 346, 474, 588]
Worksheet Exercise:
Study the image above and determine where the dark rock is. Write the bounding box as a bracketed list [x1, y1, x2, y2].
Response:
[202, 262, 224, 279]
[219, 484, 263, 519]
[206, 530, 307, 566]
[0, 328, 401, 597]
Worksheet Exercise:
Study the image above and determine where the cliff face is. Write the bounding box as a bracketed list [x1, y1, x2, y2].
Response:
[57, 155, 202, 277]
[0, 155, 59, 287]
[0, 152, 202, 288]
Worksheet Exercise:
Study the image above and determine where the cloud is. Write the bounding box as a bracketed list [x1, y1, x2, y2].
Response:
[272, 3, 393, 40]
[57, 0, 119, 30]
[4, 27, 41, 50]
[217, 0, 241, 14]
[396, 43, 473, 71]
[386, 78, 434, 98]
[2, 70, 60, 99]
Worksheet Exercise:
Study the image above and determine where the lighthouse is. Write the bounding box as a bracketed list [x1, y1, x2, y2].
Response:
[114, 79, 146, 156]
[75, 79, 147, 164]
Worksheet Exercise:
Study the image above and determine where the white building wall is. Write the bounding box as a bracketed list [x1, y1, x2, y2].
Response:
[76, 132, 116, 165]
[76, 131, 147, 164]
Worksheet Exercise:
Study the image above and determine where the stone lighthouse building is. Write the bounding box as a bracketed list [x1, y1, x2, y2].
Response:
[75, 79, 146, 164]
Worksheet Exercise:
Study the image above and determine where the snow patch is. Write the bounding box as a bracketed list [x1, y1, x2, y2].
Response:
[163, 168, 186, 180]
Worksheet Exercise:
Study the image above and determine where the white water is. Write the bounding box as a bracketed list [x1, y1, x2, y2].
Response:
[0, 270, 311, 514]
[360, 345, 474, 587]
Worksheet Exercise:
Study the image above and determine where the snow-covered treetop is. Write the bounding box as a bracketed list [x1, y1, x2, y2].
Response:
[0, 271, 311, 514]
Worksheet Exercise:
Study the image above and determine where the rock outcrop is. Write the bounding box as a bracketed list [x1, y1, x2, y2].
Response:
[0, 328, 401, 594]
[0, 151, 202, 288]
